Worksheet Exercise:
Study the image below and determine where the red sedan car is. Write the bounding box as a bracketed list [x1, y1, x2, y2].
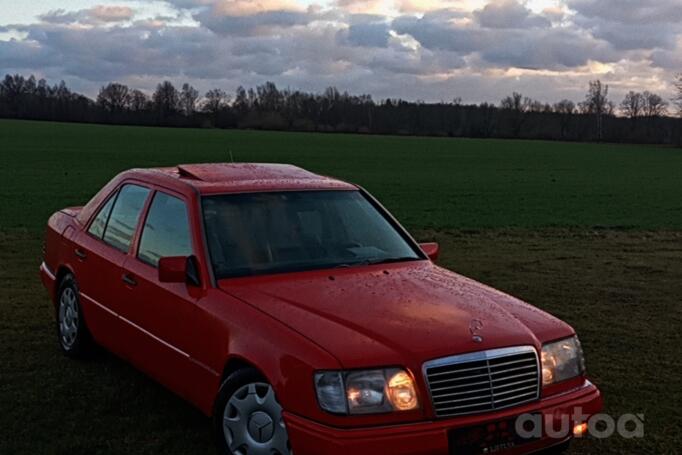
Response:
[40, 163, 602, 455]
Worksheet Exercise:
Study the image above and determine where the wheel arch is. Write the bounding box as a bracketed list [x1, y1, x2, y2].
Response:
[221, 355, 269, 385]
[53, 265, 76, 306]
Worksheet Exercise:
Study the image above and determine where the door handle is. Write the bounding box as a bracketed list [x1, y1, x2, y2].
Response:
[74, 248, 87, 260]
[122, 274, 137, 287]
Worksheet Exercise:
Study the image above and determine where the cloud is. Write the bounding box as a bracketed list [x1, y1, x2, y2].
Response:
[39, 5, 135, 25]
[475, 0, 550, 29]
[392, 10, 616, 69]
[651, 43, 682, 70]
[567, 0, 682, 24]
[212, 0, 304, 16]
[392, 13, 489, 54]
[335, 0, 390, 15]
[195, 9, 314, 35]
[478, 28, 616, 69]
[567, 0, 682, 50]
[337, 21, 391, 47]
[395, 1, 468, 14]
[0, 0, 678, 103]
[89, 6, 136, 22]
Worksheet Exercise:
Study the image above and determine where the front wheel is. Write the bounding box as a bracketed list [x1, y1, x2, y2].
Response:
[213, 368, 291, 455]
[56, 273, 94, 358]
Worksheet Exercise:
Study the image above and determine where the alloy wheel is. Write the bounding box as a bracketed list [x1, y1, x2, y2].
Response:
[58, 287, 79, 349]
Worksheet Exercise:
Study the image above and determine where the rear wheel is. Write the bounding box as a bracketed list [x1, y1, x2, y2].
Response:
[56, 273, 94, 358]
[213, 368, 291, 455]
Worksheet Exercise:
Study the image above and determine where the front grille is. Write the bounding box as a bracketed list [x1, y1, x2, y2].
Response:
[424, 346, 540, 418]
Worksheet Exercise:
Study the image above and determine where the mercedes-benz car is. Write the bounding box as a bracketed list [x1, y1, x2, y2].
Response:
[40, 163, 602, 455]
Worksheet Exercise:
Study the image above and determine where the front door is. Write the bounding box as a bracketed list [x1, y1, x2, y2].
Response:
[118, 189, 204, 401]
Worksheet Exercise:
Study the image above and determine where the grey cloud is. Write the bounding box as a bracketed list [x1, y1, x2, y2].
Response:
[474, 0, 550, 29]
[478, 28, 616, 69]
[3, 23, 222, 81]
[651, 47, 682, 70]
[393, 14, 616, 69]
[38, 6, 135, 25]
[392, 16, 491, 53]
[194, 9, 313, 35]
[0, 0, 676, 103]
[577, 18, 679, 51]
[568, 0, 682, 24]
[568, 0, 682, 52]
[337, 22, 391, 48]
[38, 10, 82, 24]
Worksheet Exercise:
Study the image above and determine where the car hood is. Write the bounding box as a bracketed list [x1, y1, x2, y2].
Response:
[219, 261, 573, 368]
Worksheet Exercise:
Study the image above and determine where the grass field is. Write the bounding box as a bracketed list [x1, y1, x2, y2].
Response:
[1, 119, 681, 454]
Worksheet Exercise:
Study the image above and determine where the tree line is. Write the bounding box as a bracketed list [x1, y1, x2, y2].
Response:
[1, 73, 681, 145]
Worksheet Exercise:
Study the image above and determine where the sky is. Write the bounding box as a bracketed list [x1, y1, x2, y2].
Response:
[1, 0, 681, 104]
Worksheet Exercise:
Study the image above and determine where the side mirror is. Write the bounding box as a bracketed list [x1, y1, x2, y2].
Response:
[419, 242, 440, 262]
[158, 256, 201, 286]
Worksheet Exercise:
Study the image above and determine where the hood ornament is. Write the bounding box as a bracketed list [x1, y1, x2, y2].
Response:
[469, 319, 484, 343]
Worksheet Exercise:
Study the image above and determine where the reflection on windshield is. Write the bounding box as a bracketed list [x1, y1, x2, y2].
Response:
[202, 190, 421, 278]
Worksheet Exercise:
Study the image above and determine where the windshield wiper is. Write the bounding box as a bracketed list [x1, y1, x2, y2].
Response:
[362, 256, 420, 266]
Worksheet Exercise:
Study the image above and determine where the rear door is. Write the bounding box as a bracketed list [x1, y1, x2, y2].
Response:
[119, 189, 206, 400]
[74, 183, 151, 354]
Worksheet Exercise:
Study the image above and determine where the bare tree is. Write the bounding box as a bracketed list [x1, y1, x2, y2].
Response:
[500, 92, 536, 137]
[526, 99, 545, 113]
[642, 91, 668, 117]
[180, 83, 199, 116]
[96, 83, 131, 112]
[554, 99, 575, 115]
[620, 91, 644, 119]
[553, 99, 575, 139]
[500, 92, 526, 112]
[0, 74, 29, 113]
[129, 89, 149, 112]
[233, 86, 249, 114]
[579, 80, 611, 140]
[202, 88, 229, 116]
[152, 81, 179, 117]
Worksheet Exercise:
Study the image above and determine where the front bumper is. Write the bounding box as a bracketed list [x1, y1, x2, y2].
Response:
[286, 380, 602, 455]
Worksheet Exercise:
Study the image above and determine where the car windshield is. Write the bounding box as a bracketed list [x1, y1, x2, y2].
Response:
[202, 190, 422, 279]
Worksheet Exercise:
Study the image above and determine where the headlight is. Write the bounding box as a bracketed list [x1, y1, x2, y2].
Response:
[314, 368, 419, 415]
[541, 336, 586, 387]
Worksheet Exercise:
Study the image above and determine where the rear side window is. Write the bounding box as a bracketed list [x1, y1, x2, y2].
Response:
[138, 192, 192, 266]
[88, 193, 117, 239]
[103, 184, 150, 252]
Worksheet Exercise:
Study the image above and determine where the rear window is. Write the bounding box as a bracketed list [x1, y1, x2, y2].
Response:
[102, 184, 150, 253]
[87, 192, 117, 239]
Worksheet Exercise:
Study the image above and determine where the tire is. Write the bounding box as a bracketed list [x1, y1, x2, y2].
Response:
[213, 368, 291, 455]
[56, 273, 94, 358]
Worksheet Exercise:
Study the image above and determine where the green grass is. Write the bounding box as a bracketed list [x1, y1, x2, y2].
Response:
[1, 119, 681, 454]
[1, 119, 682, 232]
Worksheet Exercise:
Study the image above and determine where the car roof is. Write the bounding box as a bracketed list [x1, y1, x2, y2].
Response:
[125, 163, 357, 195]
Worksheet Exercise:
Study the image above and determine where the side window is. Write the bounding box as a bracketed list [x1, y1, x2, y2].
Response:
[138, 192, 192, 267]
[103, 184, 150, 253]
[87, 192, 117, 239]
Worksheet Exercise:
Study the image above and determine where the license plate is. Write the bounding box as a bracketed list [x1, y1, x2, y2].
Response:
[448, 417, 538, 455]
